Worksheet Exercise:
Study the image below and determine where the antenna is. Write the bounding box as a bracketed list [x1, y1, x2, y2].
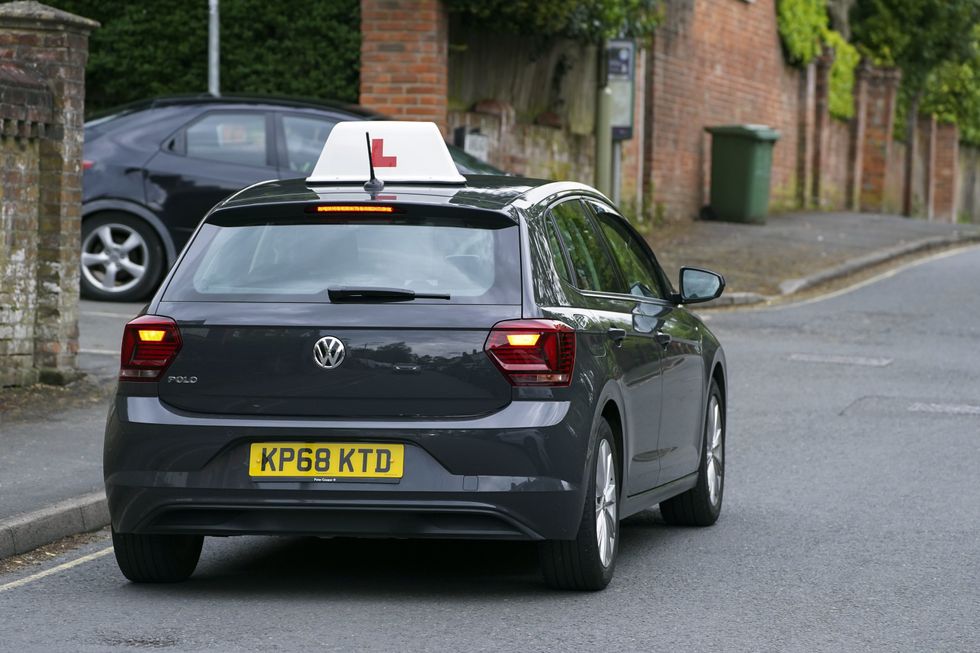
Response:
[363, 132, 384, 192]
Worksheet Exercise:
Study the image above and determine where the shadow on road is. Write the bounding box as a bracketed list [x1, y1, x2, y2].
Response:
[116, 509, 677, 597]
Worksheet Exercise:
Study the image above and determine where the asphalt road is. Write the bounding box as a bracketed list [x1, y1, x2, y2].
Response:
[1, 247, 978, 652]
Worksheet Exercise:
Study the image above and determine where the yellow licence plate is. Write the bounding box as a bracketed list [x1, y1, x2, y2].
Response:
[248, 442, 404, 480]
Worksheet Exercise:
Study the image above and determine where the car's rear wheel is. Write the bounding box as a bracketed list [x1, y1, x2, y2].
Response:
[659, 380, 725, 526]
[111, 529, 203, 583]
[539, 417, 619, 591]
[81, 214, 164, 301]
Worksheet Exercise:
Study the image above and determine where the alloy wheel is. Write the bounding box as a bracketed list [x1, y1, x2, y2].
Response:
[706, 396, 724, 507]
[81, 223, 149, 294]
[595, 438, 618, 568]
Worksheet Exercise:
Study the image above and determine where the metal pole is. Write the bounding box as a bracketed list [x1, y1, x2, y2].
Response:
[595, 86, 613, 196]
[611, 140, 622, 205]
[208, 0, 220, 96]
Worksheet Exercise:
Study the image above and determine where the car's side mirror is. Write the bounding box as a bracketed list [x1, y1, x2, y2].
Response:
[678, 267, 725, 304]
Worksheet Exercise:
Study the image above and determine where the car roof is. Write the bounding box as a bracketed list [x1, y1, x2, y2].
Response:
[216, 176, 603, 214]
[88, 94, 381, 121]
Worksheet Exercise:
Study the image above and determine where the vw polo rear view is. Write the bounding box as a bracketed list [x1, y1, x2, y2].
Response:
[105, 122, 728, 590]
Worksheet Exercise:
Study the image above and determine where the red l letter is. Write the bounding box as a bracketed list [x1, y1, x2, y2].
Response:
[371, 138, 398, 168]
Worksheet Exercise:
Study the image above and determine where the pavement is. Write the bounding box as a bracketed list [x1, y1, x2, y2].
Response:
[1, 241, 978, 652]
[0, 210, 978, 559]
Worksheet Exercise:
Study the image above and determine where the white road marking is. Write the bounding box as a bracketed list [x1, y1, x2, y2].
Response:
[80, 310, 135, 319]
[789, 353, 893, 367]
[908, 402, 980, 416]
[79, 348, 118, 356]
[0, 546, 113, 593]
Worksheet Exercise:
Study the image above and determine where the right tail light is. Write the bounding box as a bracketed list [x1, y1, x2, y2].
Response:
[484, 319, 576, 387]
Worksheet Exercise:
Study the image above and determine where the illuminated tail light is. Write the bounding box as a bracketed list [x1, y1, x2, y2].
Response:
[484, 319, 575, 386]
[119, 315, 182, 381]
[82, 160, 94, 170]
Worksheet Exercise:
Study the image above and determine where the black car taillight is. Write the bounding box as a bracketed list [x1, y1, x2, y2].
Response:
[484, 319, 576, 386]
[119, 315, 182, 381]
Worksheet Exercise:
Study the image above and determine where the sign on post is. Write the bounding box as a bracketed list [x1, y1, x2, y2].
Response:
[606, 39, 635, 141]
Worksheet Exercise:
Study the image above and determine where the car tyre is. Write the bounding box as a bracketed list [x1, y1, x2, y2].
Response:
[659, 380, 725, 526]
[81, 214, 164, 302]
[539, 417, 619, 591]
[111, 529, 203, 583]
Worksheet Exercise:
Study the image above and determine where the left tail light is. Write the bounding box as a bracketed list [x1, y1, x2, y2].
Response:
[484, 319, 576, 386]
[119, 315, 182, 381]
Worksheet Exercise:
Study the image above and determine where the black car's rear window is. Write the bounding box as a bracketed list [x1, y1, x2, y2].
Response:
[162, 215, 521, 304]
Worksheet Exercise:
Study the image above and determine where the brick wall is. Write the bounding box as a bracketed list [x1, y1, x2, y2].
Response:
[360, 0, 448, 132]
[0, 2, 97, 386]
[648, 0, 803, 221]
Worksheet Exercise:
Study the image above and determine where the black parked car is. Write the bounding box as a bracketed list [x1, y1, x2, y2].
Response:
[104, 122, 727, 591]
[81, 95, 503, 301]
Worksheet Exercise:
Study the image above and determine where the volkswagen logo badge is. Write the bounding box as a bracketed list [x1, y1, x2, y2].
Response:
[312, 336, 346, 369]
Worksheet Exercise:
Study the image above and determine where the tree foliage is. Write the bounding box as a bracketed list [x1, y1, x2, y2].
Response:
[444, 0, 661, 43]
[53, 0, 360, 116]
[852, 0, 980, 142]
[824, 30, 860, 120]
[777, 0, 828, 65]
[776, 0, 858, 121]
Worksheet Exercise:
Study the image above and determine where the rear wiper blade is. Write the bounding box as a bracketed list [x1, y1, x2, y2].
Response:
[327, 286, 451, 302]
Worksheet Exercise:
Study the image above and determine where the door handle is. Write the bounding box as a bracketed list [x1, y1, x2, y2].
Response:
[607, 328, 627, 344]
[655, 331, 672, 348]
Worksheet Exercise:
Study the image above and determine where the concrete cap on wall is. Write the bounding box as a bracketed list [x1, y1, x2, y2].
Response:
[0, 1, 99, 32]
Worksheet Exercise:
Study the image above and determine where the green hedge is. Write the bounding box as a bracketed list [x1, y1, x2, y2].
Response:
[54, 0, 360, 116]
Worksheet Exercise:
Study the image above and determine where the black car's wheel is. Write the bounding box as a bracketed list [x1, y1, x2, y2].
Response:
[111, 529, 203, 583]
[540, 417, 619, 591]
[660, 380, 725, 526]
[81, 214, 164, 301]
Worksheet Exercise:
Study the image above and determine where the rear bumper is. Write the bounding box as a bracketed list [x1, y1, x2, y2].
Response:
[104, 396, 592, 540]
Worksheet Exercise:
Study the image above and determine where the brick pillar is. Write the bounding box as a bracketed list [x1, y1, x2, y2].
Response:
[360, 0, 448, 133]
[811, 50, 833, 208]
[0, 2, 98, 384]
[918, 114, 937, 220]
[858, 66, 901, 213]
[933, 122, 959, 223]
[846, 61, 869, 211]
[796, 61, 815, 208]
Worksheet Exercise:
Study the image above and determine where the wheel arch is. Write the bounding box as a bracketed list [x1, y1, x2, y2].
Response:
[82, 200, 177, 268]
[600, 399, 625, 497]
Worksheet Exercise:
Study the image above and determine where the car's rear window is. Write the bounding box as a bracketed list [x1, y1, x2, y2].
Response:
[162, 217, 521, 304]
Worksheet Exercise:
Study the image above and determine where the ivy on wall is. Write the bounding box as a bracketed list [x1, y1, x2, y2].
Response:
[776, 0, 859, 121]
[444, 0, 661, 43]
[53, 0, 360, 116]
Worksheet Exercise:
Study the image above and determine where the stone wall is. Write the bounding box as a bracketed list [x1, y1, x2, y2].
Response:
[0, 2, 97, 386]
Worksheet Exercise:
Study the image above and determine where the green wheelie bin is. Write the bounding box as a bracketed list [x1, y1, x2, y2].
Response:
[705, 124, 780, 223]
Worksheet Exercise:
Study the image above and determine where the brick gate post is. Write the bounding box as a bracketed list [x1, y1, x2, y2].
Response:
[0, 1, 98, 384]
[857, 66, 901, 213]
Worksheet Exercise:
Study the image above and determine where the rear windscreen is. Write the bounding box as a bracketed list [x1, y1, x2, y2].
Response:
[162, 217, 522, 304]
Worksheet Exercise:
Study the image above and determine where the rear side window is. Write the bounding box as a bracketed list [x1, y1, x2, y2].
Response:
[550, 200, 624, 293]
[185, 113, 268, 167]
[592, 208, 663, 300]
[163, 215, 521, 304]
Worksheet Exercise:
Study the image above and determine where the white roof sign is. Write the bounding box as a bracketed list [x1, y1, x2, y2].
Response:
[306, 121, 466, 185]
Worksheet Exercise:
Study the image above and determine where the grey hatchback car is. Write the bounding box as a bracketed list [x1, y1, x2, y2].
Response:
[105, 132, 727, 591]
